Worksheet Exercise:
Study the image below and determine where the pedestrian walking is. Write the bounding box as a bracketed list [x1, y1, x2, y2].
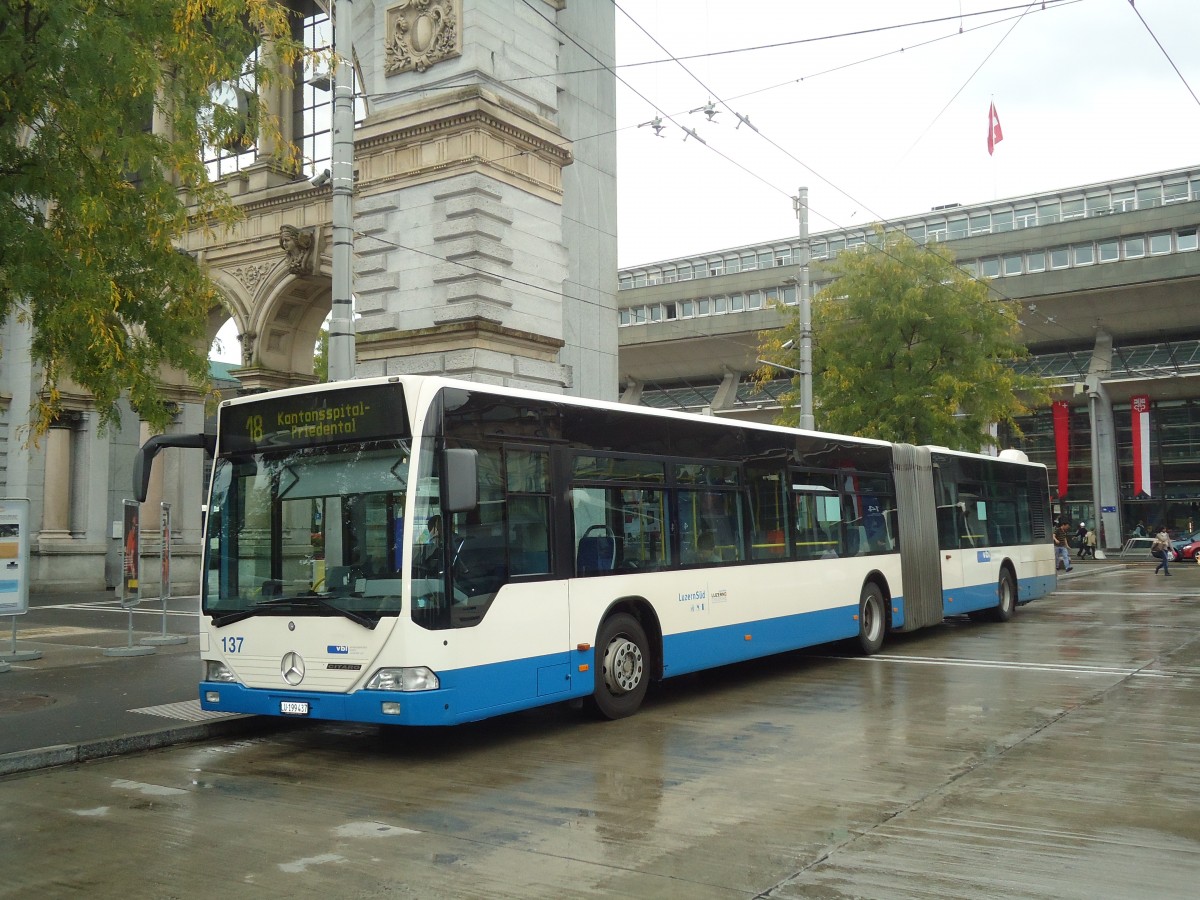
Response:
[1084, 528, 1097, 559]
[1053, 524, 1073, 572]
[1076, 521, 1088, 558]
[1152, 525, 1173, 576]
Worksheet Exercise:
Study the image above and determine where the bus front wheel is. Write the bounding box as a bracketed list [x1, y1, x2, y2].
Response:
[857, 583, 886, 656]
[587, 613, 650, 720]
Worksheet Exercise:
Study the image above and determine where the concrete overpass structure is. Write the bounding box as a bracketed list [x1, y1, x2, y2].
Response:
[616, 166, 1200, 546]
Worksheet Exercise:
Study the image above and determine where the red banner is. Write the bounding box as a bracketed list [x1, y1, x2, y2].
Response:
[1052, 401, 1070, 498]
[1131, 395, 1151, 497]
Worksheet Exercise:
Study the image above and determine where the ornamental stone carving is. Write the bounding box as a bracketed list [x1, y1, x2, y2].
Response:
[279, 224, 316, 275]
[233, 261, 273, 291]
[384, 0, 462, 76]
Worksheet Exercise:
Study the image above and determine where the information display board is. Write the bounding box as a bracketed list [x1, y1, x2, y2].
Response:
[0, 499, 30, 616]
[121, 500, 140, 608]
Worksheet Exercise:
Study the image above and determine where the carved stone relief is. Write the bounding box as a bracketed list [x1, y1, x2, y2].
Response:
[279, 224, 316, 275]
[384, 0, 462, 76]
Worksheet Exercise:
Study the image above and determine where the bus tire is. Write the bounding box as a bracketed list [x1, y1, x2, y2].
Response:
[993, 569, 1017, 622]
[587, 613, 650, 720]
[856, 583, 886, 656]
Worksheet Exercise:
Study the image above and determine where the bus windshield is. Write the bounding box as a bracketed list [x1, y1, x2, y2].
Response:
[203, 440, 410, 628]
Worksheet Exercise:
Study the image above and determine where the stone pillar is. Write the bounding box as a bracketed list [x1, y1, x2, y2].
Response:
[41, 424, 73, 539]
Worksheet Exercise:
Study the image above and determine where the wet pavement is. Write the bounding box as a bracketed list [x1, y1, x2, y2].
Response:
[1, 560, 1198, 898]
[0, 590, 266, 773]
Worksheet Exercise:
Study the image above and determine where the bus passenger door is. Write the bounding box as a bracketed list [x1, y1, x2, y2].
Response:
[934, 467, 966, 614]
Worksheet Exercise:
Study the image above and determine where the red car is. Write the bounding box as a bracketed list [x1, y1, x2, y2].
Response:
[1178, 539, 1200, 560]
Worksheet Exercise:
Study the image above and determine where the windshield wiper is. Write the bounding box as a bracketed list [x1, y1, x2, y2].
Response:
[211, 594, 379, 630]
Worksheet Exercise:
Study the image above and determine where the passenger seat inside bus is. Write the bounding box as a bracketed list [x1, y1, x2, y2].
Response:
[576, 525, 617, 575]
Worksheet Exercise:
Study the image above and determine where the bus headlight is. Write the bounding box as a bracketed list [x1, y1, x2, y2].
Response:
[365, 667, 439, 692]
[205, 660, 237, 683]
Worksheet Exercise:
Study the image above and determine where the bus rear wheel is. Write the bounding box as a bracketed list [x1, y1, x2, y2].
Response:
[587, 613, 650, 720]
[857, 583, 886, 656]
[994, 569, 1016, 622]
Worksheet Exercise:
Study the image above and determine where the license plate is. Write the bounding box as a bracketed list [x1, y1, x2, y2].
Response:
[280, 700, 310, 716]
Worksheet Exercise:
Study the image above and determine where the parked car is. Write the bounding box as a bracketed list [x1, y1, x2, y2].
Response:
[1178, 538, 1200, 560]
[1173, 530, 1200, 554]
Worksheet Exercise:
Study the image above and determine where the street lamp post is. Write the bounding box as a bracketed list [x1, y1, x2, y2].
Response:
[327, 0, 356, 382]
[794, 188, 813, 430]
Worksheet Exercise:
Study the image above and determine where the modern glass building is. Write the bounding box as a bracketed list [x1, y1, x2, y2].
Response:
[616, 165, 1200, 548]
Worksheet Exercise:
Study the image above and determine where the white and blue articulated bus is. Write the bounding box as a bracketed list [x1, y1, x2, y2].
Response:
[134, 376, 1056, 726]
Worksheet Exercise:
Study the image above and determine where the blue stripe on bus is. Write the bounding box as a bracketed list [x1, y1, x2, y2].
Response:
[661, 604, 861, 677]
[199, 578, 1051, 727]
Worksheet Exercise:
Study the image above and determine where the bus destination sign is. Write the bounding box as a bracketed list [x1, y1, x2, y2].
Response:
[220, 384, 407, 453]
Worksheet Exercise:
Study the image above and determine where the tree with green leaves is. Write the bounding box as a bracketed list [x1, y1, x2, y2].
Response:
[0, 1, 301, 435]
[756, 230, 1047, 449]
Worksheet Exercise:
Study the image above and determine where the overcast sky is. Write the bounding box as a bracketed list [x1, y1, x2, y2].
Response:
[613, 0, 1200, 266]
[211, 0, 1198, 361]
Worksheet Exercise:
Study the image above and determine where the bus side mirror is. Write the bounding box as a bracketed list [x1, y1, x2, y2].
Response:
[443, 448, 479, 513]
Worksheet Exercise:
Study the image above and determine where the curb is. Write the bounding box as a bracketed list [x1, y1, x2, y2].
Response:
[0, 715, 282, 779]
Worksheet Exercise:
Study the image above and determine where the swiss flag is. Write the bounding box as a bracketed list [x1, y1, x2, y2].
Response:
[987, 101, 1004, 155]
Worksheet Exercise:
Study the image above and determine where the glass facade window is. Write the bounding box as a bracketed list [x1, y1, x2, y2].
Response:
[969, 213, 990, 235]
[758, 250, 773, 269]
[774, 249, 792, 266]
[959, 260, 978, 277]
[828, 238, 846, 256]
[1003, 254, 1022, 276]
[1086, 193, 1111, 216]
[619, 275, 632, 290]
[1050, 247, 1070, 269]
[906, 223, 926, 242]
[927, 221, 948, 241]
[784, 286, 797, 305]
[1015, 207, 1037, 228]
[632, 273, 646, 288]
[1061, 198, 1085, 220]
[1164, 181, 1189, 203]
[746, 291, 762, 310]
[1149, 232, 1172, 255]
[619, 309, 630, 326]
[693, 263, 707, 280]
[1124, 236, 1146, 258]
[1073, 244, 1094, 266]
[709, 260, 724, 277]
[1136, 185, 1162, 208]
[725, 257, 740, 275]
[740, 252, 756, 271]
[1112, 190, 1135, 212]
[992, 211, 1014, 232]
[1098, 239, 1119, 262]
[1027, 250, 1046, 272]
[1037, 201, 1060, 225]
[649, 305, 662, 322]
[662, 266, 677, 283]
[679, 301, 694, 318]
[1178, 229, 1198, 252]
[811, 241, 827, 259]
[981, 258, 1001, 278]
[698, 298, 710, 315]
[949, 217, 968, 239]
[730, 294, 744, 312]
[713, 296, 726, 313]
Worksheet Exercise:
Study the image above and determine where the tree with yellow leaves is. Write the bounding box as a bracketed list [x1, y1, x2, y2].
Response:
[0, 1, 303, 434]
[756, 229, 1046, 449]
